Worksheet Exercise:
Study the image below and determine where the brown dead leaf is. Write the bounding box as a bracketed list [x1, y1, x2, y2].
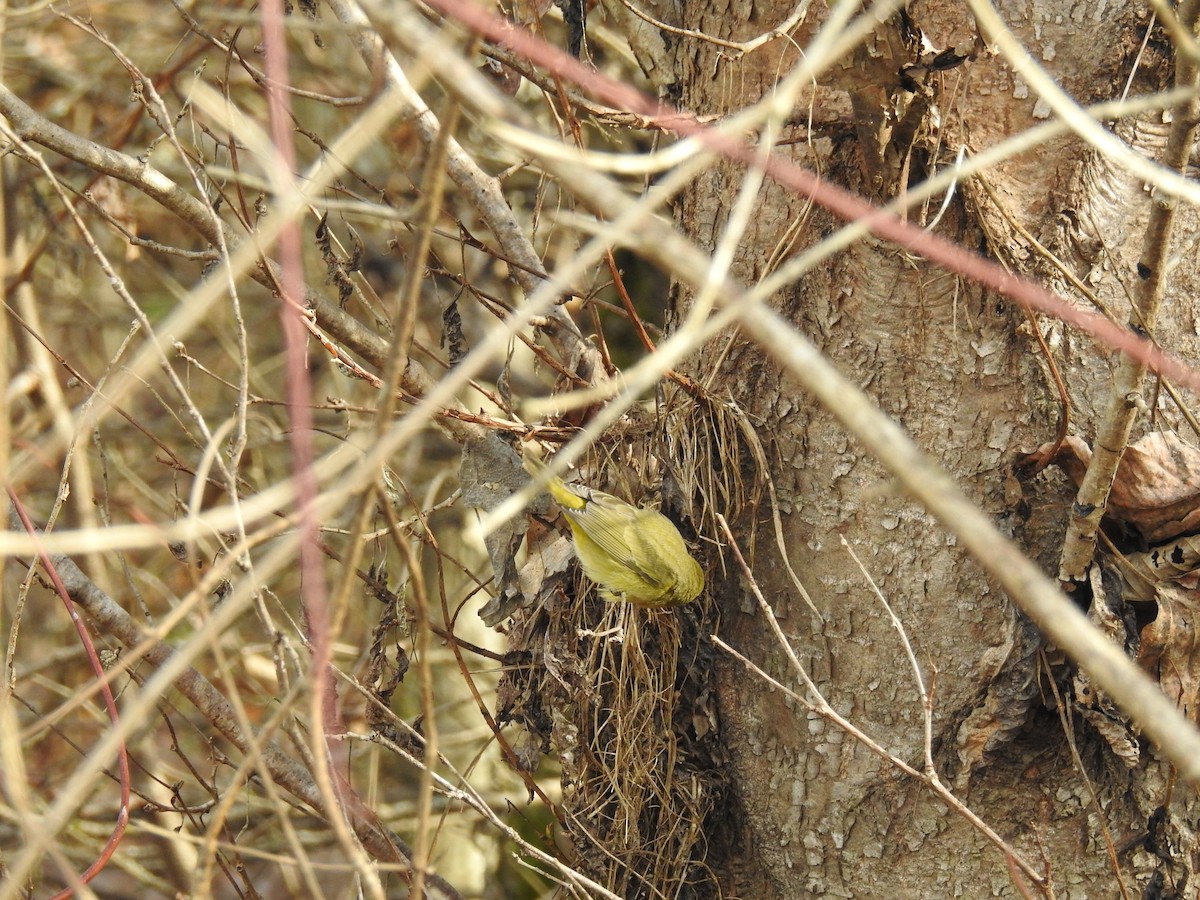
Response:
[1112, 536, 1200, 603]
[1074, 565, 1142, 766]
[1137, 583, 1200, 718]
[1034, 432, 1200, 543]
[519, 519, 574, 605]
[460, 433, 545, 626]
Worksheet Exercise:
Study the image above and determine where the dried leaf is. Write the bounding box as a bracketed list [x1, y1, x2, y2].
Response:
[1038, 432, 1200, 542]
[460, 433, 540, 626]
[519, 519, 574, 604]
[1075, 565, 1142, 766]
[952, 612, 1044, 788]
[441, 298, 468, 366]
[1112, 536, 1200, 602]
[1074, 694, 1141, 768]
[1137, 583, 1200, 717]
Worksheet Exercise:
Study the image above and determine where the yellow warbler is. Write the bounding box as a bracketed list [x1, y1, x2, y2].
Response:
[524, 454, 704, 607]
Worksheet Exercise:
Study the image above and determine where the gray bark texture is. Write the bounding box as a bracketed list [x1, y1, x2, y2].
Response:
[668, 1, 1200, 896]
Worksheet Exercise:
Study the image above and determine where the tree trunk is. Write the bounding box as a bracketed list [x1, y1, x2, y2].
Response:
[673, 1, 1200, 895]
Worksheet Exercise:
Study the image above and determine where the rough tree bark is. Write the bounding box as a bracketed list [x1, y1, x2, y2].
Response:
[671, 1, 1200, 896]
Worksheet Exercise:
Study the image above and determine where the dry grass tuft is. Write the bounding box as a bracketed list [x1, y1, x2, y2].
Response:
[500, 393, 753, 897]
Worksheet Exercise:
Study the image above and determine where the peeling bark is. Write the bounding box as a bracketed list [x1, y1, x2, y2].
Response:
[672, 1, 1200, 895]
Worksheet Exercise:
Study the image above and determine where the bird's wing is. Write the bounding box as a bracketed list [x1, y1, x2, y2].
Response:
[564, 495, 673, 590]
[625, 523, 678, 592]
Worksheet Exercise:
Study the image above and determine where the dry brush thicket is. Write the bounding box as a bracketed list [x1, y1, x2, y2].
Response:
[4, 2, 1200, 899]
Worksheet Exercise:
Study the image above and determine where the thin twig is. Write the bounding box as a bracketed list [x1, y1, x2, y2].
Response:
[1056, 0, 1200, 587]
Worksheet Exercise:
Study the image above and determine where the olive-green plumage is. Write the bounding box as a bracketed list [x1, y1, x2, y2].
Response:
[524, 455, 704, 607]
